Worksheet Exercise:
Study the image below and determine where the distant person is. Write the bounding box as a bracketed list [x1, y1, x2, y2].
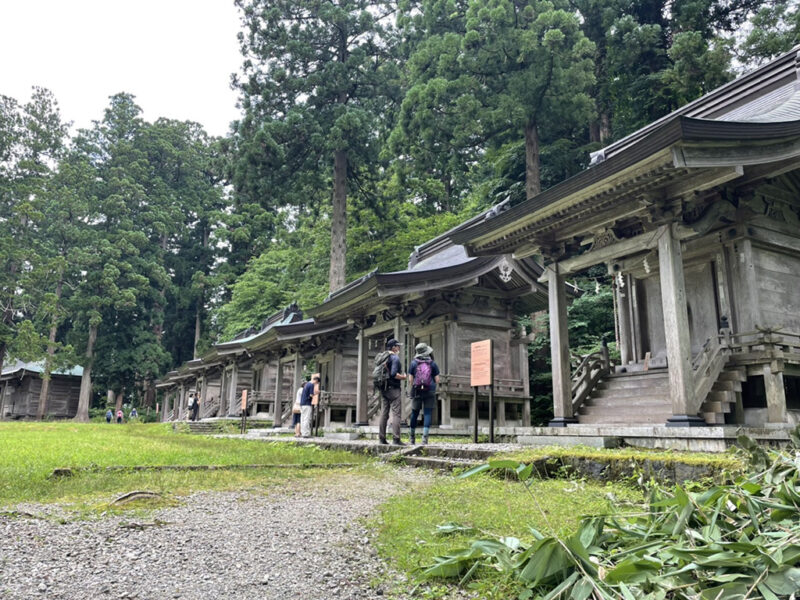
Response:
[293, 383, 303, 437]
[408, 343, 440, 445]
[130, 407, 138, 420]
[378, 338, 407, 445]
[105, 409, 113, 424]
[187, 393, 195, 420]
[300, 375, 320, 438]
[116, 409, 123, 424]
[190, 395, 200, 421]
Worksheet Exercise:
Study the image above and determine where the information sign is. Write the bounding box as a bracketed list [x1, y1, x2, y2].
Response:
[470, 339, 493, 387]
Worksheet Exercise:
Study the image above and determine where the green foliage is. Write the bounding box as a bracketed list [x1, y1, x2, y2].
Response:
[739, 0, 800, 64]
[372, 472, 640, 599]
[420, 437, 800, 599]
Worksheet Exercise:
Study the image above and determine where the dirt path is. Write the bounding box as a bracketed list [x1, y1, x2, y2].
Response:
[0, 467, 434, 600]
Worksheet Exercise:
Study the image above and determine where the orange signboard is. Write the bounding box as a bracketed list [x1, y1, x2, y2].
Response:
[470, 339, 493, 387]
[241, 388, 248, 411]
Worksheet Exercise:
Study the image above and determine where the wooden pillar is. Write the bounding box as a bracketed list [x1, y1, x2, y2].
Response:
[496, 400, 506, 426]
[547, 264, 575, 426]
[355, 329, 369, 425]
[520, 341, 531, 426]
[273, 360, 284, 427]
[764, 365, 787, 423]
[659, 225, 703, 426]
[177, 384, 186, 420]
[629, 275, 644, 362]
[229, 364, 239, 416]
[161, 388, 171, 422]
[293, 354, 303, 397]
[616, 282, 633, 365]
[737, 239, 760, 332]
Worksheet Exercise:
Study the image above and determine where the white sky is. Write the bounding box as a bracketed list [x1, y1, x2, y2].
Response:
[0, 1, 243, 137]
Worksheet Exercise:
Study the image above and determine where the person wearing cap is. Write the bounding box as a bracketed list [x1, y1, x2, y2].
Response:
[300, 374, 320, 438]
[379, 338, 407, 445]
[408, 343, 440, 445]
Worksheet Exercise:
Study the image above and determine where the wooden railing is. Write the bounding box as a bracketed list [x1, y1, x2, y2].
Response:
[200, 396, 220, 419]
[691, 334, 730, 415]
[438, 374, 527, 397]
[319, 391, 357, 408]
[570, 345, 611, 413]
[724, 329, 800, 360]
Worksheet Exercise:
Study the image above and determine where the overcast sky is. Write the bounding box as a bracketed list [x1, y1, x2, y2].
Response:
[0, 1, 243, 137]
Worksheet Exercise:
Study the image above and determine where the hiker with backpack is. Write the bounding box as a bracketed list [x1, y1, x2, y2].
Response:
[408, 343, 440, 445]
[300, 374, 320, 438]
[375, 338, 407, 445]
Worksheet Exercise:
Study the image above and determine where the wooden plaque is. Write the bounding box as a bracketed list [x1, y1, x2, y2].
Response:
[241, 388, 248, 411]
[470, 339, 493, 387]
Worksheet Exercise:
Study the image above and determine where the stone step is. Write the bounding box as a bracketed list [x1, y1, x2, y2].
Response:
[414, 446, 497, 461]
[595, 377, 669, 391]
[718, 369, 747, 382]
[591, 386, 669, 399]
[578, 412, 672, 425]
[400, 455, 480, 471]
[701, 400, 731, 414]
[579, 404, 671, 417]
[706, 390, 736, 403]
[605, 369, 669, 380]
[583, 396, 671, 408]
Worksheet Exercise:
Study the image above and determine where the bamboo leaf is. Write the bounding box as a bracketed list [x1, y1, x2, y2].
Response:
[458, 463, 491, 478]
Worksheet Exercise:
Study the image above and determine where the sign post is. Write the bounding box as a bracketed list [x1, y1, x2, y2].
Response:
[470, 340, 494, 443]
[240, 389, 248, 434]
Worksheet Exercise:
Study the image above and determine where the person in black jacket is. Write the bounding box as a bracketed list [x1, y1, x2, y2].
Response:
[300, 375, 320, 438]
[378, 339, 407, 445]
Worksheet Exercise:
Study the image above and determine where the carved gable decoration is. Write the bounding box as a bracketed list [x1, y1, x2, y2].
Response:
[590, 228, 620, 251]
[497, 257, 514, 283]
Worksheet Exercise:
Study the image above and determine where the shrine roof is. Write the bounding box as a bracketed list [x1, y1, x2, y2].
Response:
[1, 360, 83, 379]
[452, 46, 800, 255]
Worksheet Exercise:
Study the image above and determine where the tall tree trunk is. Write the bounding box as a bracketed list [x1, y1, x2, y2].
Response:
[329, 148, 348, 293]
[0, 341, 7, 419]
[525, 120, 541, 200]
[37, 277, 64, 420]
[144, 380, 155, 409]
[73, 323, 98, 423]
[115, 390, 124, 412]
[194, 299, 202, 359]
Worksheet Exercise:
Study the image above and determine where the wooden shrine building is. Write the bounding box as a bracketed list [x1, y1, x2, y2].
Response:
[452, 47, 800, 428]
[0, 361, 83, 419]
[157, 213, 560, 428]
[306, 214, 556, 428]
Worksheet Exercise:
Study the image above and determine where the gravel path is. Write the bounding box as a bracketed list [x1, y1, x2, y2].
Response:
[0, 467, 435, 600]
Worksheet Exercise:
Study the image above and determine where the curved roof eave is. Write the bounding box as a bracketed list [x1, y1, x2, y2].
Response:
[453, 116, 800, 254]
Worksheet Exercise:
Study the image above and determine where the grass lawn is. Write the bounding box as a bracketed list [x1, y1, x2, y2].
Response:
[0, 421, 368, 506]
[371, 473, 643, 599]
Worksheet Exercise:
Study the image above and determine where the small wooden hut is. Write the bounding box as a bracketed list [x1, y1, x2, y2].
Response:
[0, 361, 83, 419]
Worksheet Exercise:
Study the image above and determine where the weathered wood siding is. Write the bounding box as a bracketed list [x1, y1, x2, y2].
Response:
[753, 247, 800, 331]
[0, 374, 80, 419]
